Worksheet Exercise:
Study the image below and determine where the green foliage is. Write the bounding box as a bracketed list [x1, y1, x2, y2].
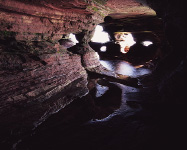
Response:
[92, 6, 99, 12]
[86, 1, 108, 18]
[93, 0, 108, 5]
[87, 6, 103, 15]
[87, 6, 99, 12]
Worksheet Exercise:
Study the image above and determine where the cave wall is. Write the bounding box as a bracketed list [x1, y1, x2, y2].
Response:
[0, 46, 90, 144]
[0, 0, 103, 41]
[0, 0, 187, 148]
[0, 0, 119, 144]
[144, 0, 187, 103]
[0, 0, 102, 143]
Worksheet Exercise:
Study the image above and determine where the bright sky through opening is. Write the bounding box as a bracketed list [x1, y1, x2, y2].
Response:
[91, 25, 110, 43]
[142, 41, 153, 46]
[69, 33, 79, 44]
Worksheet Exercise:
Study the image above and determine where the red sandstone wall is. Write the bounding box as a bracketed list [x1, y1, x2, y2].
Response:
[0, 0, 103, 41]
[0, 49, 89, 140]
[0, 53, 87, 106]
[0, 0, 107, 142]
[0, 0, 155, 146]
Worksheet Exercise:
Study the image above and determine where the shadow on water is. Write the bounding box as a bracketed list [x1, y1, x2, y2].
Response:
[37, 78, 123, 127]
[15, 62, 186, 150]
[15, 59, 153, 150]
[15, 77, 128, 149]
[16, 80, 186, 150]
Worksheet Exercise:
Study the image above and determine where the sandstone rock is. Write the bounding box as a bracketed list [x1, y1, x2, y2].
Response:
[0, 0, 186, 149]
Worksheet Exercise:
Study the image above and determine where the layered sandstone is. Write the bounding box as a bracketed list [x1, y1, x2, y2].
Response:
[0, 0, 186, 149]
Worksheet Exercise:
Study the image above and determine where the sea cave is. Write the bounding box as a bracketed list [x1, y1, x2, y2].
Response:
[0, 0, 186, 150]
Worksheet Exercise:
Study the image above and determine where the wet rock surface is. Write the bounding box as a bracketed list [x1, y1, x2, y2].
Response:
[0, 0, 187, 150]
[14, 77, 186, 150]
[0, 40, 89, 149]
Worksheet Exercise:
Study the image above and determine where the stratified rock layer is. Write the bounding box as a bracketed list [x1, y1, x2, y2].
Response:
[0, 0, 155, 41]
[0, 0, 187, 149]
[0, 42, 89, 143]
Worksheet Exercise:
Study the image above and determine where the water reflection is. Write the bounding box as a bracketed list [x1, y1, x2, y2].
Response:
[87, 79, 123, 120]
[95, 83, 109, 98]
[100, 60, 151, 78]
[16, 66, 151, 150]
[16, 78, 143, 150]
[34, 78, 123, 129]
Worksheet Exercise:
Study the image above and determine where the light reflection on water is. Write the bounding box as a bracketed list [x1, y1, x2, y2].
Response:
[91, 82, 140, 122]
[95, 83, 109, 98]
[100, 60, 151, 78]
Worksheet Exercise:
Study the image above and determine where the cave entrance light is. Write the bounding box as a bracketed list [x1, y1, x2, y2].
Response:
[100, 46, 107, 52]
[142, 41, 153, 46]
[91, 25, 110, 43]
[114, 32, 136, 53]
[69, 33, 79, 44]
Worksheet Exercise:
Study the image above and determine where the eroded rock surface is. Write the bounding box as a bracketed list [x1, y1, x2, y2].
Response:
[0, 41, 89, 147]
[0, 0, 187, 149]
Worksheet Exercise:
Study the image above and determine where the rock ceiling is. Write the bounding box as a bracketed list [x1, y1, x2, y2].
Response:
[0, 0, 156, 41]
[0, 0, 156, 22]
[0, 1, 186, 149]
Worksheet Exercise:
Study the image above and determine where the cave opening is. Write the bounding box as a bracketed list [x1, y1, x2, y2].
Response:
[89, 14, 164, 79]
[0, 0, 186, 150]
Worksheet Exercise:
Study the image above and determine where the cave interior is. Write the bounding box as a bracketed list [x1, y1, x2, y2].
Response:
[0, 0, 186, 150]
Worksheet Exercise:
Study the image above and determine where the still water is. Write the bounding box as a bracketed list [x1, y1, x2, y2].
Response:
[15, 59, 185, 150]
[100, 60, 151, 78]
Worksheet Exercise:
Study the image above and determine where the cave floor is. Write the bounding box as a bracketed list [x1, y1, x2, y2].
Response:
[15, 60, 186, 150]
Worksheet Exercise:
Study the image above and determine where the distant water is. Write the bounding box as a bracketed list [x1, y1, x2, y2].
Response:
[100, 60, 151, 78]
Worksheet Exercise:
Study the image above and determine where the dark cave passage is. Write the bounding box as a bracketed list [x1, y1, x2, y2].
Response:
[15, 73, 186, 150]
[0, 0, 187, 150]
[13, 15, 185, 148]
